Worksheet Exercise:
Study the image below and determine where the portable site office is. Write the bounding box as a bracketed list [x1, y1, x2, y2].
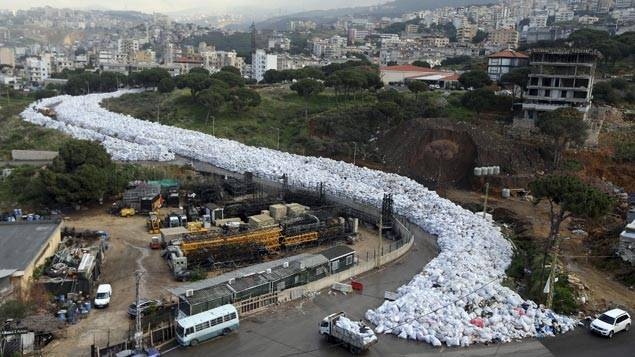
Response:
[319, 245, 356, 274]
[171, 253, 330, 316]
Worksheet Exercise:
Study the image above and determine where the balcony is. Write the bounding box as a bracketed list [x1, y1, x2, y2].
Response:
[523, 95, 589, 103]
[522, 103, 590, 112]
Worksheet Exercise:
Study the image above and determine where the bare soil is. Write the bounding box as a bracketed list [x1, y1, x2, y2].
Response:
[445, 188, 635, 314]
[45, 207, 178, 357]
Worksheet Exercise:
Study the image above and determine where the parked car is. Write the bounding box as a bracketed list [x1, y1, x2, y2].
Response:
[590, 309, 631, 338]
[94, 284, 112, 308]
[127, 299, 162, 318]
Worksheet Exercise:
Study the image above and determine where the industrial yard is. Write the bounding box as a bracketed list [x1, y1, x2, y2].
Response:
[42, 171, 399, 357]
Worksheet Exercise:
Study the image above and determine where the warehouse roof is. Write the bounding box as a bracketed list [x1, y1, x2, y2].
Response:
[0, 222, 60, 271]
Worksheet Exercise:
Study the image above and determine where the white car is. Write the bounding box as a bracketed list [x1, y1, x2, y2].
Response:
[94, 284, 112, 308]
[590, 309, 631, 338]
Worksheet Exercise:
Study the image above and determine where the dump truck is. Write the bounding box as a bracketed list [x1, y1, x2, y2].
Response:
[319, 312, 377, 354]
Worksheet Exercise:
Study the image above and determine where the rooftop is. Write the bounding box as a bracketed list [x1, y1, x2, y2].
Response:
[380, 65, 435, 72]
[169, 253, 315, 296]
[320, 245, 355, 261]
[488, 49, 528, 59]
[0, 221, 61, 271]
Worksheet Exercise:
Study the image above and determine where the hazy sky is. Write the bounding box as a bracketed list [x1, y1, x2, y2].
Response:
[2, 0, 384, 13]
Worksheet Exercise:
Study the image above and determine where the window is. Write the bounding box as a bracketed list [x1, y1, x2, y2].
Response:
[560, 90, 567, 98]
[346, 255, 353, 265]
[331, 260, 339, 272]
[544, 90, 551, 97]
[185, 327, 194, 336]
[195, 321, 210, 331]
[616, 315, 627, 323]
[224, 312, 237, 321]
[210, 317, 223, 326]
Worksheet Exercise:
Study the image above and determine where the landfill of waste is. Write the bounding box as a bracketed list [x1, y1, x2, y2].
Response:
[20, 91, 576, 346]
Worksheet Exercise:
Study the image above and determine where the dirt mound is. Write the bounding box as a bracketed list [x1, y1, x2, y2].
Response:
[378, 118, 548, 188]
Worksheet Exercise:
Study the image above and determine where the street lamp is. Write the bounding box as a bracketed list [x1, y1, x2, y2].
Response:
[474, 166, 500, 219]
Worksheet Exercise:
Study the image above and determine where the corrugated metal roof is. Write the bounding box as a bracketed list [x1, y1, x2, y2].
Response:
[0, 222, 61, 270]
[169, 253, 315, 296]
[320, 245, 355, 261]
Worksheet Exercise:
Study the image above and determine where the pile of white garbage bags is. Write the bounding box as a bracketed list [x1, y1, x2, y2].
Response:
[336, 316, 378, 345]
[20, 91, 576, 347]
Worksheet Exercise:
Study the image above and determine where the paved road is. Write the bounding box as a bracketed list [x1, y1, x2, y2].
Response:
[167, 227, 634, 357]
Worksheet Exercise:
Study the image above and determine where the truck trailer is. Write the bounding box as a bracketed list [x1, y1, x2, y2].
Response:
[319, 312, 377, 354]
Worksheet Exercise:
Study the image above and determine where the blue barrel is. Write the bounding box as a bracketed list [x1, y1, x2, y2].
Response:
[83, 301, 92, 312]
[57, 310, 67, 321]
[59, 294, 66, 303]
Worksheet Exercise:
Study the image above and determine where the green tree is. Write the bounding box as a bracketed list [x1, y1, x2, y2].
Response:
[38, 139, 117, 205]
[407, 80, 428, 96]
[460, 88, 496, 118]
[183, 72, 213, 97]
[472, 30, 488, 44]
[211, 70, 245, 88]
[220, 66, 241, 75]
[197, 88, 225, 126]
[458, 70, 492, 89]
[230, 87, 261, 111]
[529, 175, 613, 307]
[412, 60, 431, 68]
[157, 77, 175, 93]
[290, 78, 324, 120]
[535, 108, 588, 166]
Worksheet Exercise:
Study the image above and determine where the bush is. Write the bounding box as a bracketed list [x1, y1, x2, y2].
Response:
[552, 275, 579, 315]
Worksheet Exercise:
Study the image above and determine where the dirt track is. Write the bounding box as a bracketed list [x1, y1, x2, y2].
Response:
[45, 207, 177, 357]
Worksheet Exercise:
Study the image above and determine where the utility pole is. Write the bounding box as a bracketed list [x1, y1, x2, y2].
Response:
[376, 214, 383, 267]
[353, 142, 357, 165]
[156, 102, 160, 123]
[474, 166, 500, 219]
[134, 271, 144, 352]
[482, 182, 490, 219]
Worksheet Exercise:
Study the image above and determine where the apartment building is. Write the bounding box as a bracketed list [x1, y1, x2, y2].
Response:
[252, 49, 277, 82]
[522, 48, 600, 122]
[488, 29, 519, 49]
[487, 49, 528, 81]
[26, 55, 51, 83]
[0, 47, 15, 68]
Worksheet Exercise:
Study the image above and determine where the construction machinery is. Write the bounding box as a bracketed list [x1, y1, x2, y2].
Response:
[147, 212, 162, 234]
[120, 207, 136, 217]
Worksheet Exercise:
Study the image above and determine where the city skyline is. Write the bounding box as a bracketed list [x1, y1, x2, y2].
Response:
[1, 0, 384, 14]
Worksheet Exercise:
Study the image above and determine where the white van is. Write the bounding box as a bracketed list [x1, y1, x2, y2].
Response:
[94, 284, 112, 308]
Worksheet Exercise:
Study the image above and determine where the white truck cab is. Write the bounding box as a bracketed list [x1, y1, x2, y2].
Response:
[94, 284, 112, 308]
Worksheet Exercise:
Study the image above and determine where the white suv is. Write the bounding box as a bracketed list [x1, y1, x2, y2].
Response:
[590, 309, 631, 338]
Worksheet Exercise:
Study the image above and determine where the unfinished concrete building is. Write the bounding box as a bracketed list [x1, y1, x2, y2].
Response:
[521, 48, 600, 123]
